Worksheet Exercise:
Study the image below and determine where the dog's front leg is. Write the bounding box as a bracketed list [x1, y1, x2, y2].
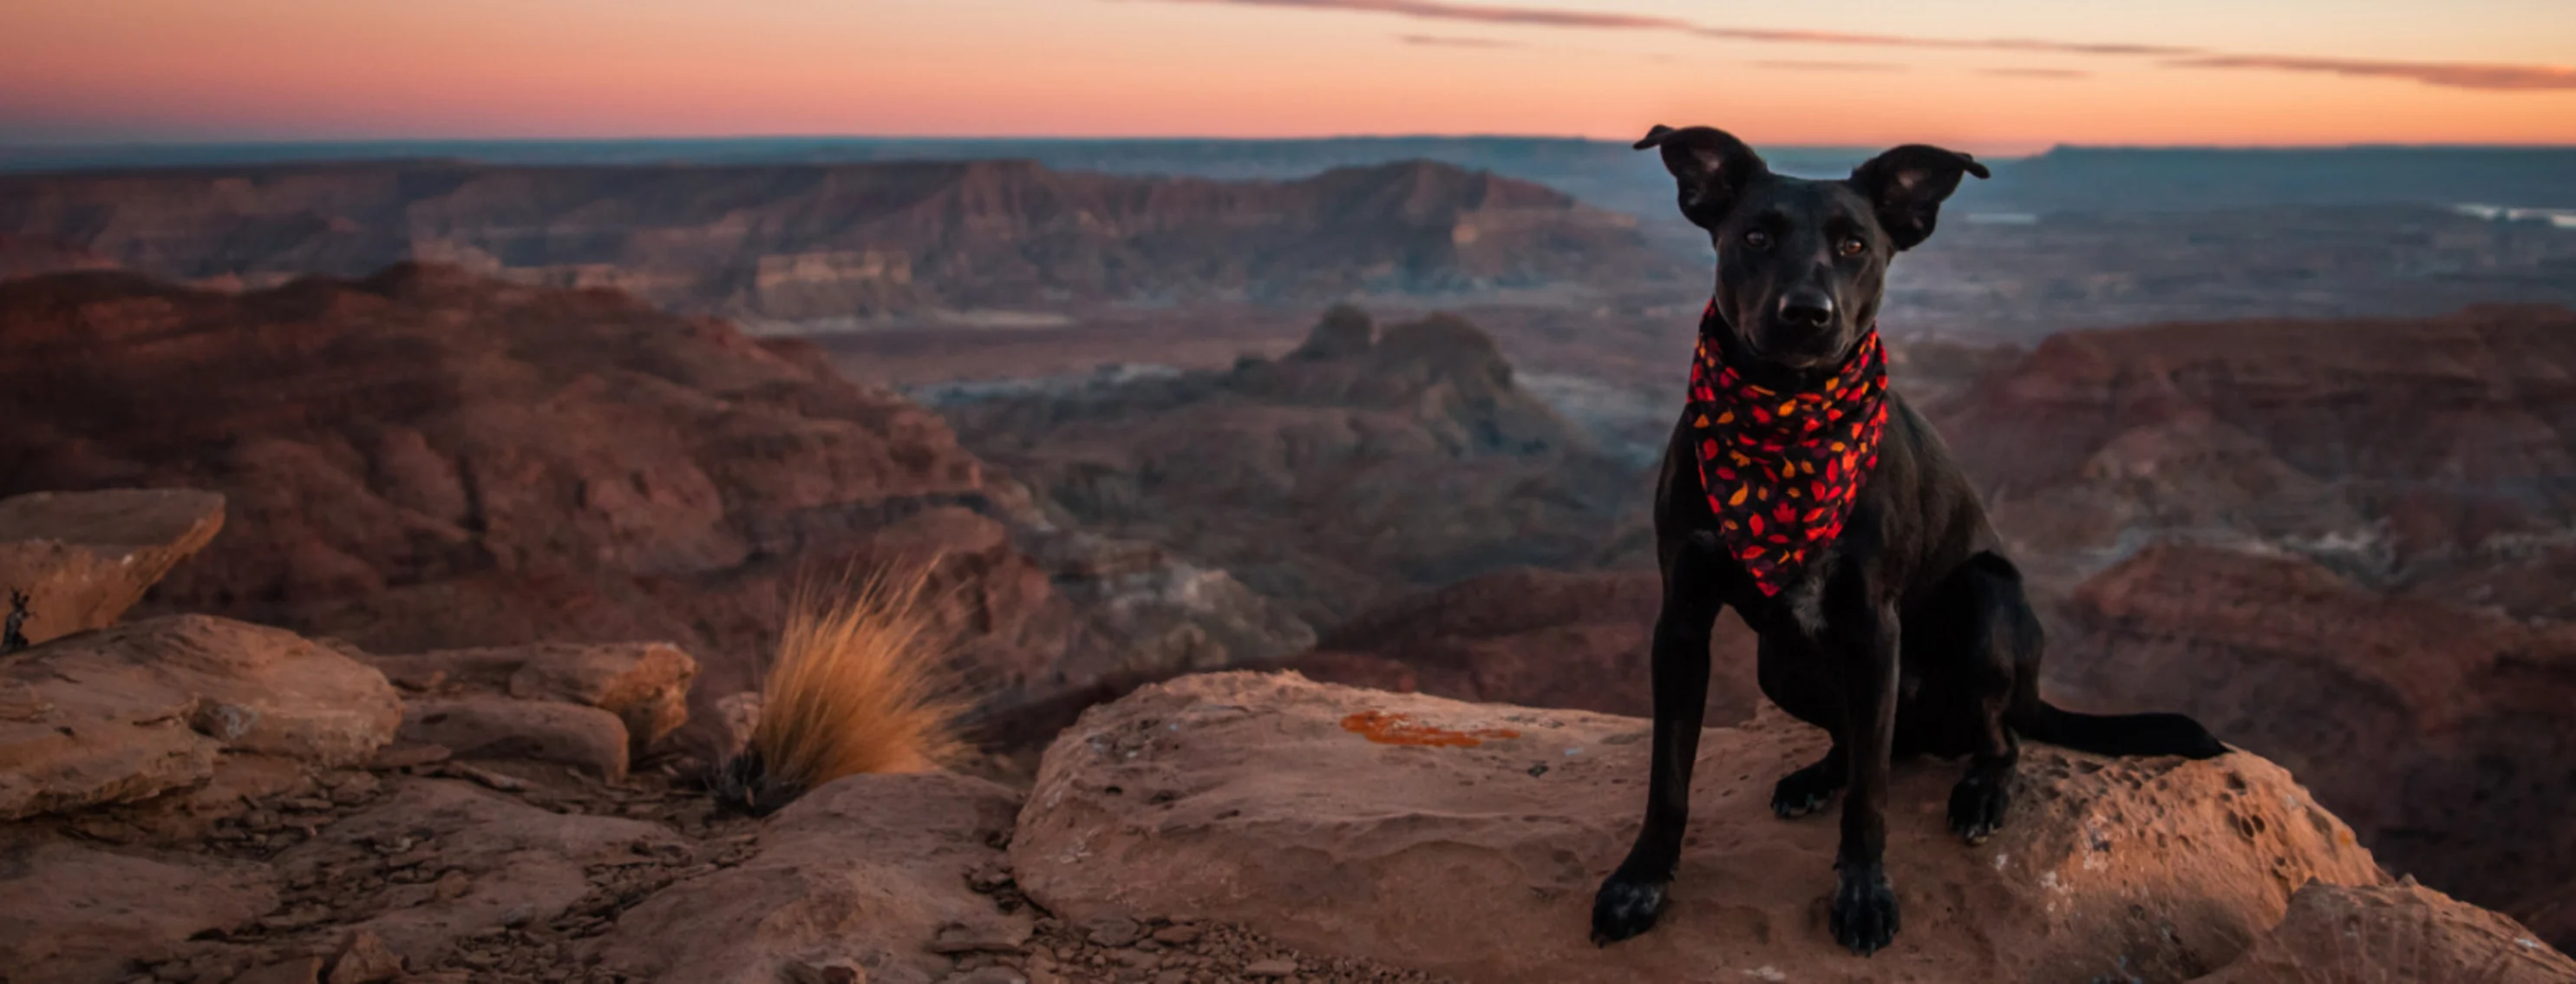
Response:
[1828, 599, 1902, 955]
[1590, 542, 1725, 945]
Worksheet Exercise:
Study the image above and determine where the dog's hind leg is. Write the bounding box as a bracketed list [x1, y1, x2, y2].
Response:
[1758, 636, 1847, 817]
[1940, 553, 2032, 844]
[1591, 539, 1728, 946]
[1773, 745, 1846, 818]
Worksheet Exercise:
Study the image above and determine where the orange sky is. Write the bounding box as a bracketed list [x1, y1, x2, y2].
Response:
[2, 0, 2573, 150]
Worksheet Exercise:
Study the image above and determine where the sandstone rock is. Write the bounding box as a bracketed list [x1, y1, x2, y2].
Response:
[1013, 672, 2386, 984]
[1292, 567, 1758, 723]
[0, 231, 119, 280]
[0, 268, 1295, 748]
[942, 309, 1642, 626]
[234, 957, 326, 984]
[0, 160, 1668, 320]
[2204, 879, 2576, 983]
[929, 918, 1031, 954]
[397, 696, 631, 781]
[366, 641, 698, 755]
[0, 614, 399, 819]
[501, 642, 696, 750]
[592, 772, 1022, 984]
[783, 963, 868, 984]
[273, 777, 688, 967]
[709, 691, 762, 758]
[0, 488, 225, 646]
[1936, 304, 2576, 599]
[2063, 543, 2576, 948]
[0, 838, 278, 982]
[327, 929, 405, 984]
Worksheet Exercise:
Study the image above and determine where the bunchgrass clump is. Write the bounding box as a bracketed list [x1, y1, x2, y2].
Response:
[710, 565, 965, 816]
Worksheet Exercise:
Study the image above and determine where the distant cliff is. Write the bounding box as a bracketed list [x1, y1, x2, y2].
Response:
[0, 159, 1669, 325]
[937, 306, 1648, 623]
[0, 265, 1315, 719]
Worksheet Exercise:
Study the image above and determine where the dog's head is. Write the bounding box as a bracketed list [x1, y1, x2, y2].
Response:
[1637, 124, 1987, 371]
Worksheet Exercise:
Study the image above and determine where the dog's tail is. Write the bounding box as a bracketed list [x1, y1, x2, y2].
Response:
[1953, 550, 2229, 760]
[2008, 699, 2227, 759]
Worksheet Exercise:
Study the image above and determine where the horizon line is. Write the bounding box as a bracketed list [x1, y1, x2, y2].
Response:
[10, 133, 2576, 154]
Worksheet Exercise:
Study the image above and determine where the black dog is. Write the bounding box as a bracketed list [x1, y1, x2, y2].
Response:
[1589, 125, 2227, 956]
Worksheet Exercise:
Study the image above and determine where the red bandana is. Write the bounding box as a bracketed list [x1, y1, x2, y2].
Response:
[1686, 303, 1890, 596]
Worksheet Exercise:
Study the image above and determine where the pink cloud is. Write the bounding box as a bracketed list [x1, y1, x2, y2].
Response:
[1145, 0, 2576, 93]
[2170, 55, 2576, 91]
[1398, 33, 1521, 49]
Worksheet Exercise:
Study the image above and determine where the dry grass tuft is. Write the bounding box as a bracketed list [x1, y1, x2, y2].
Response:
[711, 564, 967, 816]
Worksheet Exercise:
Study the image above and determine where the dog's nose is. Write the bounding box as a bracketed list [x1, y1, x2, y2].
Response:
[1779, 292, 1834, 329]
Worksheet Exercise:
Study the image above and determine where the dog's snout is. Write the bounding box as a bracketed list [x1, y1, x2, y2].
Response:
[1778, 291, 1834, 329]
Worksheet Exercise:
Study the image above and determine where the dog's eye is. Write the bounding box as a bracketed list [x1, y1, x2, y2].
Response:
[1742, 230, 1773, 250]
[1836, 235, 1867, 257]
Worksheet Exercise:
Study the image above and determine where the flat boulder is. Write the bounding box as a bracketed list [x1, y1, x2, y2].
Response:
[592, 772, 1023, 984]
[0, 488, 226, 646]
[0, 614, 401, 819]
[1012, 672, 2388, 984]
[2204, 879, 2576, 983]
[398, 696, 631, 780]
[365, 641, 698, 754]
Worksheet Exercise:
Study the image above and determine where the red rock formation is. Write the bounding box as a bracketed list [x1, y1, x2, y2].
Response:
[0, 489, 226, 646]
[1936, 304, 2576, 602]
[0, 160, 1668, 321]
[2207, 879, 2576, 984]
[1014, 671, 2397, 984]
[941, 307, 1651, 624]
[0, 232, 117, 282]
[2061, 542, 2576, 948]
[0, 267, 1311, 720]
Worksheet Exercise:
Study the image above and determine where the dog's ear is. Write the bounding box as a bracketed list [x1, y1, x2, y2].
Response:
[1848, 144, 1990, 251]
[1635, 125, 1768, 229]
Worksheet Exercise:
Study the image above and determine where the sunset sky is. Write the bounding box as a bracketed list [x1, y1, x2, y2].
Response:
[3, 0, 2573, 151]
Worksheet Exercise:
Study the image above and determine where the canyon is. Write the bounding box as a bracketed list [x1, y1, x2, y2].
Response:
[3, 139, 2574, 981]
[0, 266, 1314, 735]
[0, 159, 1669, 329]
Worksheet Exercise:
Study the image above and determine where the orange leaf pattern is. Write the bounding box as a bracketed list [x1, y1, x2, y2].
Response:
[1686, 303, 1889, 597]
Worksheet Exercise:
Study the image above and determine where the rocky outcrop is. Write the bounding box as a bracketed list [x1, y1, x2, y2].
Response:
[0, 231, 117, 282]
[1933, 304, 2576, 603]
[943, 308, 1649, 624]
[0, 614, 402, 819]
[398, 697, 634, 781]
[2060, 541, 2576, 950]
[1291, 567, 1761, 723]
[0, 270, 1311, 728]
[591, 772, 1022, 984]
[2205, 879, 2576, 984]
[0, 159, 1670, 322]
[1014, 672, 2389, 984]
[0, 488, 226, 646]
[271, 777, 693, 968]
[363, 640, 699, 755]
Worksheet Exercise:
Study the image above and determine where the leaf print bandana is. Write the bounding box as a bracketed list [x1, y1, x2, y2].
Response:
[1686, 302, 1890, 597]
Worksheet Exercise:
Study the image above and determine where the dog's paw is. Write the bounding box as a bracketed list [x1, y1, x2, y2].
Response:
[1589, 871, 1670, 946]
[1946, 771, 2011, 844]
[1827, 867, 1900, 956]
[1771, 763, 1842, 819]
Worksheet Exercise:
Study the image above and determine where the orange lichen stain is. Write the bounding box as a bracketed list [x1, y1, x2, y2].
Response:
[1340, 710, 1520, 748]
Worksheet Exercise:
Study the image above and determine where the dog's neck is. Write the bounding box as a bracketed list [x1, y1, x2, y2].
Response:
[1697, 311, 1881, 392]
[1684, 305, 1893, 598]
